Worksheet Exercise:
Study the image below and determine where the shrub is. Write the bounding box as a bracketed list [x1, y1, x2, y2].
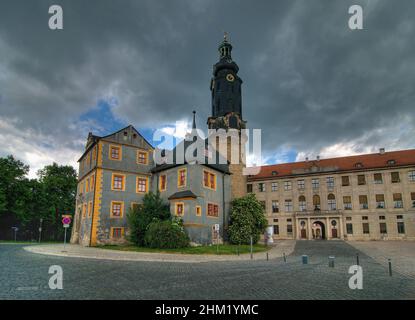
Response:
[144, 219, 190, 249]
[228, 193, 268, 244]
[127, 191, 170, 246]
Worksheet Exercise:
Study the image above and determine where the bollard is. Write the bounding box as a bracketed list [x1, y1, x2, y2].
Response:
[266, 252, 269, 261]
[328, 256, 335, 268]
[237, 244, 240, 256]
[356, 253, 360, 266]
[283, 252, 287, 263]
[388, 259, 392, 277]
[302, 255, 308, 265]
[250, 236, 253, 260]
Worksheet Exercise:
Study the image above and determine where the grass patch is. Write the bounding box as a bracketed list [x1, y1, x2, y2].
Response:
[97, 243, 270, 255]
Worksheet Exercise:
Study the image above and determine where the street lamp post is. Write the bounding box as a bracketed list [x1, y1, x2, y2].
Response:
[11, 227, 18, 242]
[38, 218, 43, 243]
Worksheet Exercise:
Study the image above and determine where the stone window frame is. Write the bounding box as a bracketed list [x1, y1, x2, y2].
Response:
[111, 173, 126, 191]
[159, 175, 167, 192]
[137, 150, 149, 165]
[177, 168, 187, 188]
[111, 227, 124, 239]
[110, 201, 124, 218]
[109, 144, 122, 161]
[136, 176, 149, 193]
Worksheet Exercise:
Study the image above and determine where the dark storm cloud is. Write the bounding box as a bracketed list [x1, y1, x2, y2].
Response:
[0, 0, 414, 171]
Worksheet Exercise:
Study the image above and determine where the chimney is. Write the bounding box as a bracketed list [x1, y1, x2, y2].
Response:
[316, 155, 320, 161]
[379, 148, 385, 155]
[305, 157, 309, 162]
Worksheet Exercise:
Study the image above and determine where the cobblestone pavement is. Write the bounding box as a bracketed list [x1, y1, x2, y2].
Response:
[1, 241, 415, 300]
[348, 241, 415, 280]
[23, 241, 296, 263]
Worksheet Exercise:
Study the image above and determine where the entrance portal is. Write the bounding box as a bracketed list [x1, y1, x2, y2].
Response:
[312, 221, 326, 240]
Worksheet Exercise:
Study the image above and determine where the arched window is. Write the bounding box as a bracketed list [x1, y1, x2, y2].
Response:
[328, 193, 336, 211]
[299, 195, 306, 212]
[313, 195, 321, 210]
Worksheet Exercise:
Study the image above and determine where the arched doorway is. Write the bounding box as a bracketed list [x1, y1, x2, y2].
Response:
[312, 221, 326, 240]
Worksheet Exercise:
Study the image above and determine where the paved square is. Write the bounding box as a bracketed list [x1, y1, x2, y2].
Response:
[1, 241, 415, 299]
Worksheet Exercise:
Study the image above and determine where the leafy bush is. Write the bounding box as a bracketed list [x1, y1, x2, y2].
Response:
[228, 193, 268, 245]
[127, 191, 170, 246]
[144, 219, 189, 249]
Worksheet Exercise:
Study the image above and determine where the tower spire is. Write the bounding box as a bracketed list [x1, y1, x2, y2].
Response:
[192, 110, 196, 130]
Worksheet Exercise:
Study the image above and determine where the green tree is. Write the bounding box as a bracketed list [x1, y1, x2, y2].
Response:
[0, 155, 29, 218]
[127, 191, 170, 246]
[228, 193, 268, 245]
[37, 163, 77, 240]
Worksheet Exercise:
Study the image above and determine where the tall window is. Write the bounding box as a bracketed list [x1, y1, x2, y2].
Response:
[203, 171, 216, 190]
[313, 195, 321, 210]
[411, 192, 415, 208]
[111, 201, 123, 218]
[326, 177, 335, 188]
[247, 184, 253, 193]
[327, 193, 336, 210]
[112, 174, 124, 191]
[271, 182, 278, 192]
[343, 196, 352, 210]
[284, 181, 292, 191]
[272, 200, 279, 213]
[258, 183, 265, 192]
[159, 175, 167, 191]
[88, 201, 93, 217]
[391, 172, 400, 183]
[273, 225, 279, 235]
[393, 193, 403, 208]
[311, 179, 319, 189]
[359, 195, 368, 209]
[287, 224, 293, 234]
[260, 201, 266, 211]
[379, 223, 387, 234]
[137, 151, 148, 165]
[178, 169, 187, 187]
[299, 196, 306, 211]
[408, 171, 415, 182]
[297, 180, 305, 190]
[90, 174, 95, 191]
[357, 175, 366, 185]
[86, 178, 90, 193]
[373, 173, 383, 184]
[376, 194, 385, 209]
[82, 204, 87, 218]
[285, 199, 293, 212]
[109, 145, 121, 160]
[175, 203, 184, 216]
[397, 222, 405, 234]
[342, 176, 350, 186]
[137, 177, 148, 193]
[346, 223, 353, 234]
[362, 223, 370, 234]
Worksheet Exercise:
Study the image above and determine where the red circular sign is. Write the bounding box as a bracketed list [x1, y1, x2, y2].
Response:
[62, 217, 71, 225]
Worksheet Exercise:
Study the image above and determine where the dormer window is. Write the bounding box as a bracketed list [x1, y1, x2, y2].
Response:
[387, 159, 396, 165]
[272, 171, 278, 176]
[355, 162, 363, 168]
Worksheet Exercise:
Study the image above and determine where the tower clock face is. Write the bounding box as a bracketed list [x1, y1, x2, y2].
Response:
[226, 74, 235, 82]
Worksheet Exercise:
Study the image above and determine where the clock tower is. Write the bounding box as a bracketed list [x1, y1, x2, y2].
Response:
[208, 33, 247, 199]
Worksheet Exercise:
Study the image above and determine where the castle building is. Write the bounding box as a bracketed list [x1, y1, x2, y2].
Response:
[71, 35, 245, 246]
[248, 149, 415, 240]
[71, 35, 415, 246]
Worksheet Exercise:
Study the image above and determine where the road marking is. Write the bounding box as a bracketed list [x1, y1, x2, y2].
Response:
[16, 286, 39, 291]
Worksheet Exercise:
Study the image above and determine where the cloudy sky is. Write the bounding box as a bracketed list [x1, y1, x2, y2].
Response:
[0, 0, 414, 178]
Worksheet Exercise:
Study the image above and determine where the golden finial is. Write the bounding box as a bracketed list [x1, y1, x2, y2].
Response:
[224, 31, 228, 42]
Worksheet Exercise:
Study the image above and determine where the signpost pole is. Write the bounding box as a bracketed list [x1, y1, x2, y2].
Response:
[38, 218, 43, 243]
[63, 226, 67, 252]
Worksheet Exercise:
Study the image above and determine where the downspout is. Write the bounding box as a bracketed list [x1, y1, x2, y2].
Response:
[222, 172, 226, 242]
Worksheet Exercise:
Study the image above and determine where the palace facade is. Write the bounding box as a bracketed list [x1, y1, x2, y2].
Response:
[248, 150, 415, 241]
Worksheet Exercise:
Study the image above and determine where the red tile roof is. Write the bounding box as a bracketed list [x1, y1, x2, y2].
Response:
[247, 149, 415, 181]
